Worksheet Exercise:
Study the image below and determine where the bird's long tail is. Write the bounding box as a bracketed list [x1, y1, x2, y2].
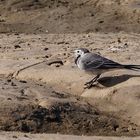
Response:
[124, 64, 140, 71]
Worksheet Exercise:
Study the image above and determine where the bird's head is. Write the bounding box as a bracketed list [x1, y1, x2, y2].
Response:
[74, 48, 90, 58]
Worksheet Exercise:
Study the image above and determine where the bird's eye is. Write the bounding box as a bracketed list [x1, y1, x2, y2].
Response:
[77, 51, 79, 53]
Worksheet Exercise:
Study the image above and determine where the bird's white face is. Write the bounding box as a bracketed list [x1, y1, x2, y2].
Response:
[74, 49, 85, 58]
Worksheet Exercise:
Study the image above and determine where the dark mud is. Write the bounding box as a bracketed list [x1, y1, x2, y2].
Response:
[0, 86, 139, 136]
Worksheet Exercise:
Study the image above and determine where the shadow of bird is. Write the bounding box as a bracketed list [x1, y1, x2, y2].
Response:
[98, 74, 140, 87]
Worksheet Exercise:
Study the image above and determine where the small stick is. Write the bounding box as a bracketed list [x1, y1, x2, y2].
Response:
[8, 59, 63, 79]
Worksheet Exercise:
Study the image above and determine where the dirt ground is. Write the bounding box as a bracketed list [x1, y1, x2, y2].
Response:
[0, 0, 140, 139]
[0, 75, 139, 136]
[0, 33, 140, 138]
[0, 0, 140, 33]
[0, 132, 140, 140]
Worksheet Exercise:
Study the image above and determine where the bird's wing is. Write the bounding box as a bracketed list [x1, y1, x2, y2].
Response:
[82, 53, 122, 70]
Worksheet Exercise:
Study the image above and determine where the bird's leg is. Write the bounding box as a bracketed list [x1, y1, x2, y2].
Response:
[84, 74, 101, 89]
[85, 74, 101, 85]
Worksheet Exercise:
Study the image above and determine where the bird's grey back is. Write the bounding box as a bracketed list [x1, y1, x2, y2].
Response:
[77, 52, 121, 71]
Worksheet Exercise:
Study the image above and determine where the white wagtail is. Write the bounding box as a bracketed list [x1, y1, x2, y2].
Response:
[74, 48, 140, 88]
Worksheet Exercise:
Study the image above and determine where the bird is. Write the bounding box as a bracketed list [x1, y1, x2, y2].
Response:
[74, 48, 140, 88]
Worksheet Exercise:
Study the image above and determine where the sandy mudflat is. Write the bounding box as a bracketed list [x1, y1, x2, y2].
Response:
[0, 33, 140, 139]
[0, 132, 140, 140]
[0, 0, 140, 139]
[0, 0, 140, 34]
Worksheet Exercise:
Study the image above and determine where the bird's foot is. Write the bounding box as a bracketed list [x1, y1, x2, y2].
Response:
[84, 84, 93, 89]
[84, 75, 101, 89]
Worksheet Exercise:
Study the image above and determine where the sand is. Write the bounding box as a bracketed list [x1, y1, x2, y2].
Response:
[0, 33, 140, 139]
[0, 0, 140, 139]
[0, 132, 140, 140]
[0, 0, 140, 34]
